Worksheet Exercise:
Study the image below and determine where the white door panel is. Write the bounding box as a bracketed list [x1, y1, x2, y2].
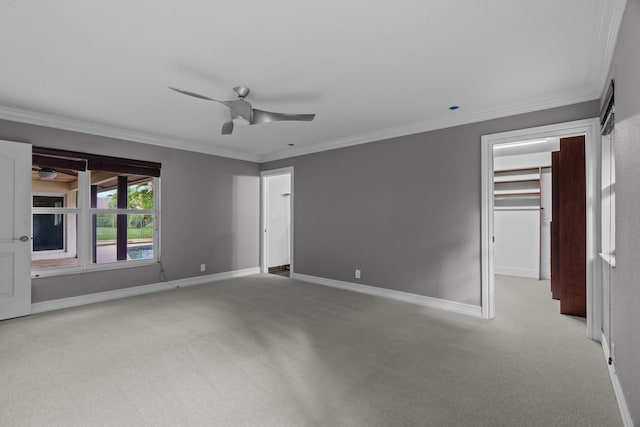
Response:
[0, 140, 31, 320]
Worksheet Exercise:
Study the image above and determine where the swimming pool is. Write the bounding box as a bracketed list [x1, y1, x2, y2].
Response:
[127, 245, 153, 260]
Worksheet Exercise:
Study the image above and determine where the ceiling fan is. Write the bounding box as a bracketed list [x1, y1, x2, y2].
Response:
[169, 86, 315, 135]
[32, 166, 77, 180]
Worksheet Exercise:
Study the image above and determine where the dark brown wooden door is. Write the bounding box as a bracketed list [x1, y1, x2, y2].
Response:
[558, 136, 586, 317]
[550, 151, 560, 300]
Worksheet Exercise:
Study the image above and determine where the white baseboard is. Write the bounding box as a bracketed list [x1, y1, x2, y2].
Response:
[31, 267, 260, 314]
[169, 267, 261, 288]
[291, 273, 482, 318]
[494, 266, 539, 278]
[601, 333, 634, 427]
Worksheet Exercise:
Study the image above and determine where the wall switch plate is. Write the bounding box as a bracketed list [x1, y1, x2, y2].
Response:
[355, 269, 361, 279]
[200, 264, 206, 272]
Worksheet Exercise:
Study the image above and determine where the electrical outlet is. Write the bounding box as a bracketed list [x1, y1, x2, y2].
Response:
[200, 264, 206, 272]
[355, 269, 361, 279]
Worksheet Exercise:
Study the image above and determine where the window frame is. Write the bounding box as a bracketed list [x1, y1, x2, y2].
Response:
[31, 193, 70, 254]
[31, 172, 160, 278]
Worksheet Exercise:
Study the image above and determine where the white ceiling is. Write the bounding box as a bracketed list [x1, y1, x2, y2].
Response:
[0, 0, 626, 162]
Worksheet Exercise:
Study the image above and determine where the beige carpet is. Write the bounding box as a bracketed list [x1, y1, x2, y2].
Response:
[0, 274, 622, 426]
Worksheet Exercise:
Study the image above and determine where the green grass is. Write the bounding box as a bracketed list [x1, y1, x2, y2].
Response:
[96, 226, 153, 241]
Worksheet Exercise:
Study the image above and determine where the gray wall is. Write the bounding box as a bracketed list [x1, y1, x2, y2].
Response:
[0, 119, 260, 302]
[605, 0, 640, 422]
[262, 100, 599, 306]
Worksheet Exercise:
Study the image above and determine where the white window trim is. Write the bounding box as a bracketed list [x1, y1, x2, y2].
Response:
[31, 173, 160, 278]
[31, 193, 69, 255]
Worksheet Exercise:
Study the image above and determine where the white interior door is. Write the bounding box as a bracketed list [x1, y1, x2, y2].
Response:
[261, 167, 294, 274]
[0, 140, 32, 320]
[266, 174, 291, 268]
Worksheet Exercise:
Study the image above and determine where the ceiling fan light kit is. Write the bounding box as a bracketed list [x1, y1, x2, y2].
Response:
[169, 86, 315, 135]
[37, 168, 58, 180]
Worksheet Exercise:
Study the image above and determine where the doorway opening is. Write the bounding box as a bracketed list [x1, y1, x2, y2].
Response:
[492, 138, 556, 282]
[481, 118, 601, 340]
[261, 167, 293, 277]
[491, 136, 589, 326]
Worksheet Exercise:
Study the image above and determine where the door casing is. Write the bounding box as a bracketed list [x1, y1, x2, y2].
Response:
[260, 167, 294, 274]
[481, 118, 601, 340]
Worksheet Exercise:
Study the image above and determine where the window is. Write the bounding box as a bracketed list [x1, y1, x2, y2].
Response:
[31, 148, 160, 276]
[600, 79, 616, 267]
[601, 120, 616, 266]
[91, 170, 156, 264]
[31, 168, 80, 269]
[33, 196, 66, 252]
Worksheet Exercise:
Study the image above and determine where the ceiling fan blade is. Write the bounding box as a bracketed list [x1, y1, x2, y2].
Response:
[221, 120, 234, 135]
[251, 109, 315, 125]
[55, 168, 78, 177]
[168, 87, 220, 102]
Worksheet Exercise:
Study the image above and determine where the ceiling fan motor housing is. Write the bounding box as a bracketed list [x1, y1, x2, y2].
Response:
[233, 86, 250, 98]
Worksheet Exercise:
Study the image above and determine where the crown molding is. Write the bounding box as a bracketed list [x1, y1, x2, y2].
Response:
[0, 83, 600, 166]
[587, 0, 627, 97]
[0, 105, 259, 162]
[259, 0, 629, 165]
[257, 85, 599, 163]
[0, 4, 625, 166]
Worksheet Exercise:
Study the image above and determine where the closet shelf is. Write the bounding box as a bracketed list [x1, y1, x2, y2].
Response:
[494, 167, 542, 208]
[494, 192, 540, 198]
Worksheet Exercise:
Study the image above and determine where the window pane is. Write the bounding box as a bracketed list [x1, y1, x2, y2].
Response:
[127, 242, 154, 260]
[127, 214, 154, 260]
[32, 167, 80, 208]
[96, 188, 117, 208]
[127, 214, 154, 239]
[33, 195, 64, 208]
[31, 214, 79, 269]
[33, 213, 64, 251]
[95, 213, 117, 239]
[128, 180, 154, 209]
[32, 166, 80, 270]
[94, 214, 154, 263]
[91, 171, 153, 209]
[95, 214, 116, 263]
